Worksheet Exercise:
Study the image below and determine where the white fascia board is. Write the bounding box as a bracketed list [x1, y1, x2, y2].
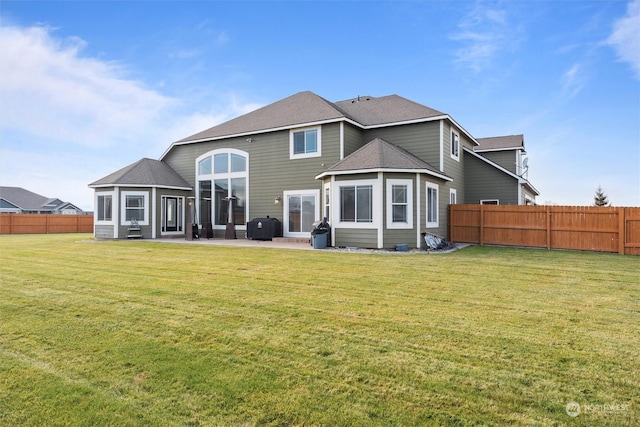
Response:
[316, 168, 452, 182]
[522, 181, 541, 196]
[360, 115, 449, 130]
[474, 147, 523, 153]
[0, 197, 23, 210]
[369, 115, 477, 146]
[445, 116, 479, 146]
[464, 146, 537, 189]
[89, 184, 192, 191]
[159, 117, 351, 160]
[464, 147, 518, 177]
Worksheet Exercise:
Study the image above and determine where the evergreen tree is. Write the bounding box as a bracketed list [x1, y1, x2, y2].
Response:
[593, 186, 610, 206]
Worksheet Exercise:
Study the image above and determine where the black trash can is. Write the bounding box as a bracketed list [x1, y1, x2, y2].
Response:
[311, 218, 331, 249]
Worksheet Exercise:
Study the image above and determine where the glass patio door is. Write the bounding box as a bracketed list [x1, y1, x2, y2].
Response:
[284, 191, 319, 237]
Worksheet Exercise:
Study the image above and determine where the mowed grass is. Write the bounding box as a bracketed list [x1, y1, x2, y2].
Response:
[0, 234, 638, 426]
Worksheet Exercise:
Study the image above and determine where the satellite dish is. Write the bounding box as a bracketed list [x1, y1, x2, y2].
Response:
[520, 157, 529, 178]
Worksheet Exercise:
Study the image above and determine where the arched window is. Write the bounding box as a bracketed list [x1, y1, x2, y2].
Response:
[196, 149, 248, 229]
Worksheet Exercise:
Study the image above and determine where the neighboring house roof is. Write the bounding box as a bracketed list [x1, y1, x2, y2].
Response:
[164, 91, 477, 159]
[316, 138, 452, 181]
[463, 147, 539, 195]
[475, 134, 525, 152]
[89, 158, 192, 189]
[0, 186, 83, 212]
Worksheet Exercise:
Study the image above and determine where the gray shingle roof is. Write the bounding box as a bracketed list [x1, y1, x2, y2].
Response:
[475, 134, 524, 151]
[334, 94, 445, 127]
[0, 187, 82, 212]
[178, 91, 347, 143]
[0, 186, 50, 210]
[176, 92, 448, 144]
[319, 138, 451, 180]
[89, 158, 192, 189]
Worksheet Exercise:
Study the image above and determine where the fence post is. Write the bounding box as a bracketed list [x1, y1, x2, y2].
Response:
[619, 207, 625, 255]
[10, 213, 14, 234]
[546, 206, 551, 249]
[448, 205, 452, 242]
[479, 204, 485, 246]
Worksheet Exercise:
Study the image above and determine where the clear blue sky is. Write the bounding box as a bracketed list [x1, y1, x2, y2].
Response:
[1, 0, 638, 210]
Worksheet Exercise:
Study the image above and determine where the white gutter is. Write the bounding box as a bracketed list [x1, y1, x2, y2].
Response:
[316, 168, 452, 182]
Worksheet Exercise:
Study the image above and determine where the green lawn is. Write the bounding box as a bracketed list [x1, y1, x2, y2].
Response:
[0, 234, 638, 426]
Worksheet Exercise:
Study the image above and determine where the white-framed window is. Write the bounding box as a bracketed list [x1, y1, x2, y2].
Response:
[333, 178, 380, 229]
[341, 185, 373, 223]
[450, 188, 457, 205]
[426, 183, 439, 228]
[450, 130, 460, 161]
[121, 191, 149, 225]
[95, 192, 114, 223]
[196, 149, 249, 229]
[480, 199, 499, 205]
[290, 126, 321, 159]
[323, 183, 331, 222]
[386, 179, 413, 229]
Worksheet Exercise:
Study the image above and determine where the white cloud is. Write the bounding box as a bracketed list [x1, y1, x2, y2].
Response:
[0, 24, 175, 149]
[0, 23, 261, 211]
[562, 63, 586, 97]
[450, 3, 514, 72]
[606, 0, 640, 79]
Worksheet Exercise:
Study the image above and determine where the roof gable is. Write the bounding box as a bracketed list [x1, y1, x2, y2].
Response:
[89, 158, 192, 189]
[178, 91, 347, 143]
[318, 138, 451, 181]
[0, 186, 49, 210]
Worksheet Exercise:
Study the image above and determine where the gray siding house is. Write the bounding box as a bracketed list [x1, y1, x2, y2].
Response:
[89, 91, 539, 248]
[0, 186, 84, 214]
[466, 135, 539, 205]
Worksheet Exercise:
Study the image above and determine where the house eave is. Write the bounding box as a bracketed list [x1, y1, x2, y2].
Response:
[161, 112, 480, 160]
[89, 183, 193, 191]
[315, 168, 453, 182]
[160, 117, 353, 160]
[521, 180, 540, 196]
[0, 197, 23, 210]
[475, 147, 525, 154]
[464, 146, 539, 195]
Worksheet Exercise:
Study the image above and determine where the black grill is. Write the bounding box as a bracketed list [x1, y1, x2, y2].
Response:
[246, 217, 282, 240]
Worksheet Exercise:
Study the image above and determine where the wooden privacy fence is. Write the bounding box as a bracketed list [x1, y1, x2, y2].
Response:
[449, 205, 640, 255]
[0, 213, 94, 235]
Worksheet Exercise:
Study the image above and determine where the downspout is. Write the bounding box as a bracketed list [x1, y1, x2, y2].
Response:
[152, 187, 157, 238]
[113, 187, 119, 239]
[378, 172, 383, 249]
[416, 173, 421, 249]
[340, 121, 345, 160]
[439, 120, 444, 172]
[331, 175, 336, 247]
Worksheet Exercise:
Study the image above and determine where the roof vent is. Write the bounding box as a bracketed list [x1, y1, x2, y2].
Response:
[351, 95, 371, 103]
